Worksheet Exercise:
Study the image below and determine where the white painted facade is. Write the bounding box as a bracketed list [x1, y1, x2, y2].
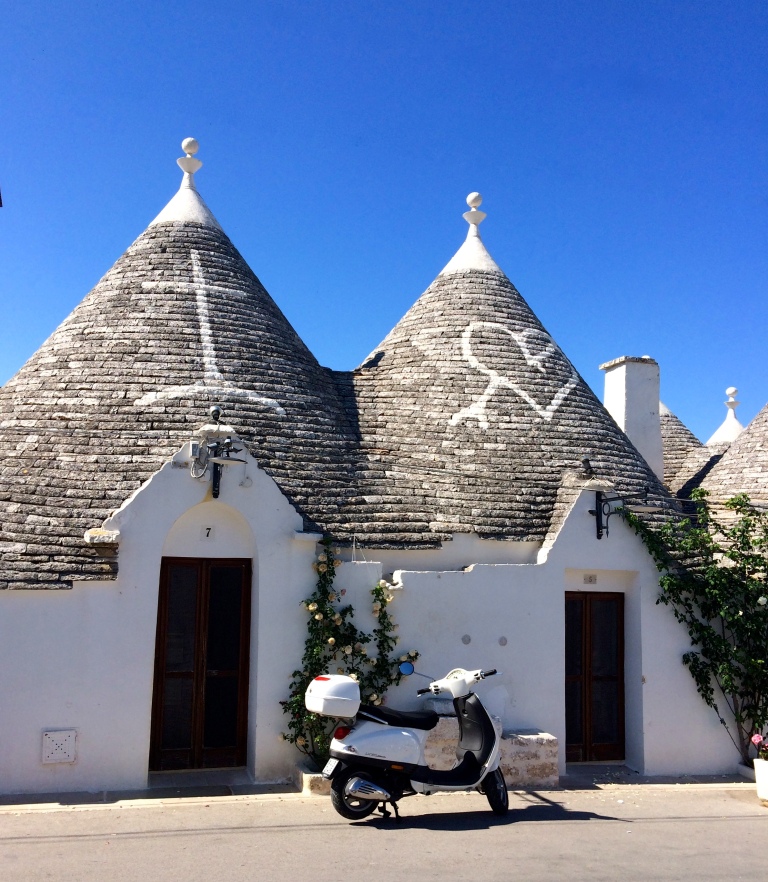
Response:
[0, 432, 737, 795]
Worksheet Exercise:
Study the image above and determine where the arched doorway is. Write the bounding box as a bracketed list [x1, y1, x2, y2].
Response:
[150, 503, 255, 771]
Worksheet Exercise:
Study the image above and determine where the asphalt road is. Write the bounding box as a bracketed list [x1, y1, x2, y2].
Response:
[1, 787, 766, 882]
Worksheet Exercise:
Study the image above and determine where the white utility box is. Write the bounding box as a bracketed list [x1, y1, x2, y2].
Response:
[305, 674, 361, 718]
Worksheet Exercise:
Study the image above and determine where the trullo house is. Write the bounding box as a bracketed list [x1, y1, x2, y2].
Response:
[0, 140, 739, 795]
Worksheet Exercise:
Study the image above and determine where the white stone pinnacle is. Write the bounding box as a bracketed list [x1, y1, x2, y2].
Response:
[706, 386, 745, 446]
[148, 138, 222, 230]
[439, 191, 500, 276]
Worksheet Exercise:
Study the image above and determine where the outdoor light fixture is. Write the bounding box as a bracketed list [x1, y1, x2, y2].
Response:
[189, 406, 247, 498]
[588, 487, 659, 540]
[207, 436, 246, 498]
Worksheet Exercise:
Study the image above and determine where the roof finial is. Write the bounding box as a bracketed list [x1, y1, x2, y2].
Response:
[706, 386, 745, 446]
[177, 138, 203, 190]
[463, 192, 487, 230]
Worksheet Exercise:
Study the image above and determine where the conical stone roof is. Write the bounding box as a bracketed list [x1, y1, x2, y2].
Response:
[0, 142, 357, 588]
[341, 196, 669, 545]
[659, 402, 705, 489]
[701, 400, 768, 505]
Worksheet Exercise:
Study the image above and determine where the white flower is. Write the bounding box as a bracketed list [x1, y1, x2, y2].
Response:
[328, 637, 336, 645]
[400, 654, 408, 662]
[318, 563, 328, 572]
[355, 642, 364, 651]
[369, 693, 378, 702]
[307, 602, 318, 611]
[343, 645, 353, 654]
[314, 613, 324, 621]
[296, 736, 307, 746]
[409, 650, 418, 658]
[373, 698, 382, 706]
[337, 667, 344, 674]
[349, 673, 358, 681]
[758, 596, 767, 606]
[333, 559, 342, 567]
[372, 602, 381, 613]
[378, 580, 388, 588]
[317, 553, 327, 562]
[328, 593, 336, 602]
[385, 594, 394, 603]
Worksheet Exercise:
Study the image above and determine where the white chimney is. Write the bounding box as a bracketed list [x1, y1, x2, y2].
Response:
[600, 356, 664, 481]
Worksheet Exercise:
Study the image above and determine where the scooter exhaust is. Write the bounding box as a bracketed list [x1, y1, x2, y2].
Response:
[344, 776, 391, 801]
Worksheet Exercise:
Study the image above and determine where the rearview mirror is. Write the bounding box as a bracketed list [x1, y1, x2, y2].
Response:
[398, 661, 415, 676]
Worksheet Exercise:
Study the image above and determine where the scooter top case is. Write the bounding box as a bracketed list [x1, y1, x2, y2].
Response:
[305, 674, 361, 718]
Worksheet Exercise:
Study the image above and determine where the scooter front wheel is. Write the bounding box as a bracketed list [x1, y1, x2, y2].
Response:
[330, 769, 379, 820]
[483, 767, 509, 816]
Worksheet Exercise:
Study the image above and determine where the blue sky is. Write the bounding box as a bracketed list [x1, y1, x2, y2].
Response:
[2, 1, 766, 442]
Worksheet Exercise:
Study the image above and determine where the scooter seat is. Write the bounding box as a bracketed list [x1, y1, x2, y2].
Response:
[358, 704, 440, 731]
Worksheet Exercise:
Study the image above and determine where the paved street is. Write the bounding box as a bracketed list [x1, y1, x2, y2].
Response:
[1, 786, 766, 882]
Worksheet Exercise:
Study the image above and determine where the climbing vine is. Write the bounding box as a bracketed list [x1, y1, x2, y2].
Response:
[280, 537, 419, 768]
[626, 491, 768, 765]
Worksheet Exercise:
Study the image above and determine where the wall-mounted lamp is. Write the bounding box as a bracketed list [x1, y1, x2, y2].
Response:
[207, 436, 246, 498]
[189, 406, 247, 498]
[588, 487, 659, 539]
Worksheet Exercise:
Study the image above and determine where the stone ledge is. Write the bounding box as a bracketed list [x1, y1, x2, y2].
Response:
[425, 719, 558, 789]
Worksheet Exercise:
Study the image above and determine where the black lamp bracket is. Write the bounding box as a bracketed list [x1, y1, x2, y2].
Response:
[589, 488, 650, 539]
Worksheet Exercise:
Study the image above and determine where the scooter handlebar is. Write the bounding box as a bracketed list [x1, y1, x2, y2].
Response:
[416, 687, 432, 695]
[482, 669, 498, 678]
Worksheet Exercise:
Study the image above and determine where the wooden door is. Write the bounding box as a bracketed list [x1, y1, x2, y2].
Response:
[150, 558, 251, 771]
[565, 592, 625, 762]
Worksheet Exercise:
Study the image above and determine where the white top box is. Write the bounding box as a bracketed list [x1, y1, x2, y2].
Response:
[305, 674, 361, 718]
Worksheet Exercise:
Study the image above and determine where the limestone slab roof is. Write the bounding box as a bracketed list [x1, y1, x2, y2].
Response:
[701, 400, 768, 505]
[341, 251, 669, 546]
[659, 403, 703, 484]
[0, 219, 359, 588]
[0, 160, 673, 588]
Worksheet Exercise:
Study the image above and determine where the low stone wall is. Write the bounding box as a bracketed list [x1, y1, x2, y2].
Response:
[424, 718, 558, 788]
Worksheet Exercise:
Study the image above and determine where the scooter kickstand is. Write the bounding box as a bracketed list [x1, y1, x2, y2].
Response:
[378, 803, 391, 819]
[391, 801, 402, 822]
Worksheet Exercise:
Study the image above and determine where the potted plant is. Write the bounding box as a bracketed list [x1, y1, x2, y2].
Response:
[751, 733, 768, 803]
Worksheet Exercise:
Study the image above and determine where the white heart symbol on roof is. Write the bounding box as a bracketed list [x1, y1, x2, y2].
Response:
[449, 321, 578, 428]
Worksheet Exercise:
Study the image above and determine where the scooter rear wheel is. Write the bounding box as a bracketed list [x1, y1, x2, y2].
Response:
[330, 770, 379, 820]
[483, 767, 509, 816]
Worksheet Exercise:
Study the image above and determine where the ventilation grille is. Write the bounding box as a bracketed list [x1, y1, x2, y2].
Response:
[42, 729, 77, 764]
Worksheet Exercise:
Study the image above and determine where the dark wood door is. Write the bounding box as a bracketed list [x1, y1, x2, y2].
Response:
[565, 592, 625, 762]
[150, 558, 251, 771]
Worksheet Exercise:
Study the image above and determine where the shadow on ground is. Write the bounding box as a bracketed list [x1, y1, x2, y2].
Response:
[354, 792, 620, 830]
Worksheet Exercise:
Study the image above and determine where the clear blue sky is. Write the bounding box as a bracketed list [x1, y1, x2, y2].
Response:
[2, 1, 766, 442]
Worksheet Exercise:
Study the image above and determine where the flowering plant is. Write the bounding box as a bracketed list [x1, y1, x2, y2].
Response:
[752, 733, 768, 761]
[627, 492, 768, 765]
[280, 537, 419, 767]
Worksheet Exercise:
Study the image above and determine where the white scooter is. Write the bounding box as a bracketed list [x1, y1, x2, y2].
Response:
[305, 664, 508, 820]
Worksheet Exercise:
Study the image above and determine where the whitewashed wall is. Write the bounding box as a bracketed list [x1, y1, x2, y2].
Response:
[336, 490, 737, 776]
[0, 440, 314, 794]
[0, 444, 738, 795]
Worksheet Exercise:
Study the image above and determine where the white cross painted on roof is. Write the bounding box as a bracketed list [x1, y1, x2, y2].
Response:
[134, 249, 285, 415]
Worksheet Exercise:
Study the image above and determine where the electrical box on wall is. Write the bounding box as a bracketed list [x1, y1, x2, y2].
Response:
[42, 729, 77, 764]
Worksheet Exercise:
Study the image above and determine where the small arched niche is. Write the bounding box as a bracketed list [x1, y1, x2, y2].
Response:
[162, 500, 256, 559]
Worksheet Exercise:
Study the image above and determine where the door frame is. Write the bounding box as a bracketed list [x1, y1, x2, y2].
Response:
[565, 591, 625, 762]
[149, 557, 252, 771]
